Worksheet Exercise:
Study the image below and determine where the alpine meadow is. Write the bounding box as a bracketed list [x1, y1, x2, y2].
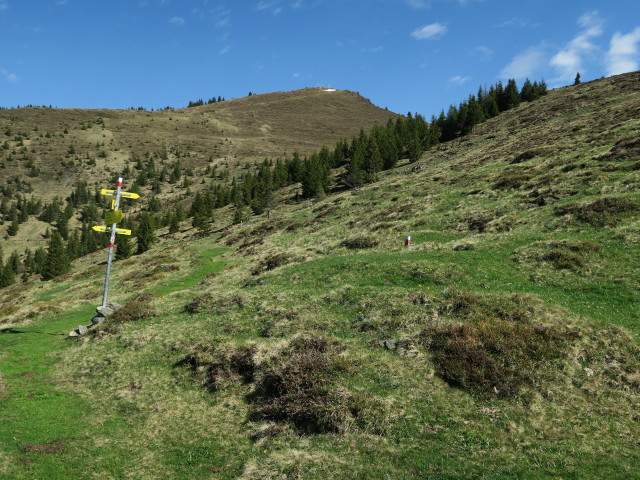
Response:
[1, 68, 639, 480]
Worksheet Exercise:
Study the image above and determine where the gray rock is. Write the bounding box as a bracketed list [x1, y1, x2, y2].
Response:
[96, 306, 114, 317]
[77, 325, 88, 336]
[379, 339, 398, 350]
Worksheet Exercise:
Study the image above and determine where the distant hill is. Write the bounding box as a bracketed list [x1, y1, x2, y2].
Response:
[0, 87, 397, 255]
[0, 87, 396, 200]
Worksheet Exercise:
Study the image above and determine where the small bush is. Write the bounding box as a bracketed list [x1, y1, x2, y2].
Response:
[494, 173, 531, 190]
[178, 343, 257, 391]
[555, 196, 639, 226]
[92, 294, 156, 336]
[438, 288, 538, 324]
[252, 253, 291, 275]
[423, 319, 571, 397]
[543, 248, 586, 271]
[110, 293, 157, 323]
[248, 335, 350, 433]
[185, 292, 246, 314]
[514, 239, 602, 274]
[341, 236, 379, 249]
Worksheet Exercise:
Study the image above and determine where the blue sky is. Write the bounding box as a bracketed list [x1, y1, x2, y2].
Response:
[1, 0, 639, 118]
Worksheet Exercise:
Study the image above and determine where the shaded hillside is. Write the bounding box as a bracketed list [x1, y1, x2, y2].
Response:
[0, 72, 639, 479]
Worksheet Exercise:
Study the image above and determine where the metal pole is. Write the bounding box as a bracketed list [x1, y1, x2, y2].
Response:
[101, 177, 123, 308]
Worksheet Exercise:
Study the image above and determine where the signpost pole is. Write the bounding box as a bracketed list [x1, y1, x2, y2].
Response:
[101, 177, 123, 308]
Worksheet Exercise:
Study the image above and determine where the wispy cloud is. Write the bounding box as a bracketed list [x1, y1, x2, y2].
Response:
[500, 46, 546, 79]
[0, 1, 8, 11]
[449, 75, 470, 85]
[496, 17, 540, 30]
[472, 45, 493, 60]
[405, 0, 428, 8]
[219, 45, 231, 55]
[256, 0, 278, 11]
[169, 16, 185, 26]
[411, 23, 447, 40]
[0, 68, 19, 83]
[606, 27, 640, 76]
[549, 10, 603, 83]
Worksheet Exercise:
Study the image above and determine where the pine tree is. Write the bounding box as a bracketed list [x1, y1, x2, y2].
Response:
[135, 213, 156, 254]
[41, 231, 70, 280]
[168, 213, 180, 234]
[574, 72, 581, 85]
[56, 212, 69, 240]
[8, 250, 20, 274]
[115, 233, 133, 260]
[0, 263, 16, 288]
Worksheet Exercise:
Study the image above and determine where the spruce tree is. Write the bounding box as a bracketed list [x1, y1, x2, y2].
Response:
[0, 263, 16, 288]
[41, 231, 70, 280]
[168, 213, 180, 234]
[135, 213, 156, 254]
[574, 72, 581, 85]
[115, 233, 133, 260]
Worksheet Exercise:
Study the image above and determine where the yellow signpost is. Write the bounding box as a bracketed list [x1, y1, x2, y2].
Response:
[94, 178, 140, 308]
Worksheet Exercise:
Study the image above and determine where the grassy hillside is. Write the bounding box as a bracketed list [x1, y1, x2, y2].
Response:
[0, 88, 397, 256]
[0, 72, 639, 479]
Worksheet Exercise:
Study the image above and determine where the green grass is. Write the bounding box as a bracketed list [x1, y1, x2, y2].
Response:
[0, 247, 230, 479]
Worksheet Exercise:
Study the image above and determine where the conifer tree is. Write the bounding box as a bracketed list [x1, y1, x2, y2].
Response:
[115, 233, 133, 260]
[41, 231, 70, 280]
[0, 262, 16, 288]
[574, 72, 581, 85]
[56, 212, 69, 240]
[33, 247, 46, 275]
[168, 213, 180, 234]
[8, 251, 20, 274]
[135, 213, 156, 254]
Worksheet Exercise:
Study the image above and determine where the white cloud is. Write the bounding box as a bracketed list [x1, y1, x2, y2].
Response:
[219, 45, 231, 55]
[169, 16, 185, 26]
[472, 45, 493, 60]
[0, 2, 8, 11]
[496, 17, 539, 30]
[500, 46, 546, 79]
[256, 0, 278, 11]
[411, 23, 447, 40]
[606, 27, 640, 76]
[449, 75, 470, 85]
[0, 68, 19, 83]
[405, 0, 428, 8]
[549, 10, 603, 82]
[292, 72, 300, 78]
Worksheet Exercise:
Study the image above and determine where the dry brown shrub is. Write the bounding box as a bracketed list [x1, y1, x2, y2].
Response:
[248, 335, 353, 434]
[422, 319, 573, 398]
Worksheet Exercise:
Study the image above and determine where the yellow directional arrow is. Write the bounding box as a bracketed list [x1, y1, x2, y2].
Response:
[100, 189, 140, 199]
[92, 225, 132, 235]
